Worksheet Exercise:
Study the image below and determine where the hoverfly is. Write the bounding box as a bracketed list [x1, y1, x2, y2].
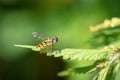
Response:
[32, 32, 58, 51]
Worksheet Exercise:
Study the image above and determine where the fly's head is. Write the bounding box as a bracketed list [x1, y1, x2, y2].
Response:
[52, 36, 58, 43]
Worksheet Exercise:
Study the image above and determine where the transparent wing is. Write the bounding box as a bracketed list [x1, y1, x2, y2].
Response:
[32, 32, 48, 40]
[45, 44, 54, 53]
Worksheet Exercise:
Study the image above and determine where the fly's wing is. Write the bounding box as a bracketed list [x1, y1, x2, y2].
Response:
[46, 44, 53, 53]
[46, 44, 55, 56]
[32, 32, 48, 40]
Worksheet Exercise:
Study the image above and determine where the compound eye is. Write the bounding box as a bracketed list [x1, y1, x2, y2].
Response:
[52, 37, 58, 43]
[52, 39, 56, 43]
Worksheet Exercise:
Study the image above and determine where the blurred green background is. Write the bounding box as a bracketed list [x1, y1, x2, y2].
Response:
[0, 0, 120, 80]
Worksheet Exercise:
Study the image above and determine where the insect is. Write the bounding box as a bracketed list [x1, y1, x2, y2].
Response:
[32, 32, 58, 51]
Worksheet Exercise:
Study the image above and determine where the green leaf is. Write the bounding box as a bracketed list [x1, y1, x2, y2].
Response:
[48, 49, 111, 61]
[113, 61, 120, 76]
[115, 69, 120, 80]
[58, 66, 98, 77]
[97, 64, 110, 80]
[14, 44, 111, 61]
[96, 54, 119, 80]
[14, 44, 34, 49]
[58, 60, 104, 77]
[14, 44, 42, 51]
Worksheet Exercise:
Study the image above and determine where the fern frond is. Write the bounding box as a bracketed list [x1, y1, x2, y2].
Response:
[14, 44, 111, 61]
[90, 17, 120, 33]
[95, 53, 119, 80]
[15, 44, 112, 79]
[14, 44, 34, 49]
[47, 49, 111, 61]
[114, 69, 120, 80]
[14, 44, 41, 51]
[97, 63, 110, 80]
[58, 65, 98, 77]
[58, 59, 108, 77]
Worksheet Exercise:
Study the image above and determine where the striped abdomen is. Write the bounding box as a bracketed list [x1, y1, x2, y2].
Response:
[35, 36, 58, 51]
[36, 40, 53, 49]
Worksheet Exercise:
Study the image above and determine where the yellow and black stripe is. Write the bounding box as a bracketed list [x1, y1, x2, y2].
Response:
[35, 36, 58, 51]
[36, 40, 53, 49]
